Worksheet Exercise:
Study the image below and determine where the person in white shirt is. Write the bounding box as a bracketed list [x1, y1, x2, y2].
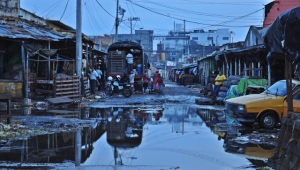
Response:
[89, 67, 99, 94]
[96, 65, 103, 90]
[126, 52, 134, 73]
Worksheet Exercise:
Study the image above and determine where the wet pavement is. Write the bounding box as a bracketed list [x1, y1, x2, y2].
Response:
[0, 80, 279, 169]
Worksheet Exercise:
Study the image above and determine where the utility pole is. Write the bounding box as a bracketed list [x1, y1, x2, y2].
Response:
[76, 0, 82, 94]
[115, 0, 119, 42]
[115, 0, 126, 42]
[128, 17, 140, 34]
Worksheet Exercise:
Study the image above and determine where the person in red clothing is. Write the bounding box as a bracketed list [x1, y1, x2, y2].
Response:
[142, 70, 150, 94]
[175, 71, 179, 83]
[153, 71, 159, 92]
[157, 73, 164, 94]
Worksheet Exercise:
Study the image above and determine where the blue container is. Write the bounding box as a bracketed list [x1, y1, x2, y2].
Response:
[137, 64, 142, 74]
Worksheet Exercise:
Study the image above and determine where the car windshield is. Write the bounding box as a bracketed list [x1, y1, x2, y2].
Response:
[263, 81, 295, 96]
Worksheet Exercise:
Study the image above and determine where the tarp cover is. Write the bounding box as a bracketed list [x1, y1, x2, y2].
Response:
[261, 6, 300, 63]
[225, 78, 267, 100]
[24, 44, 57, 57]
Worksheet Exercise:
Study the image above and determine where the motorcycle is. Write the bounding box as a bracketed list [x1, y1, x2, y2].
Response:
[105, 76, 132, 97]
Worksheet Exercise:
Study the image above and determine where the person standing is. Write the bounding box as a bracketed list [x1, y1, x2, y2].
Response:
[157, 73, 164, 94]
[96, 65, 103, 91]
[129, 70, 135, 94]
[142, 70, 150, 94]
[212, 71, 226, 101]
[153, 71, 159, 92]
[126, 51, 134, 73]
[89, 67, 99, 95]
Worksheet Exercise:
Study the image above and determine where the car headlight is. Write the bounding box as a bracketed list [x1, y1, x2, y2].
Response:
[237, 105, 245, 111]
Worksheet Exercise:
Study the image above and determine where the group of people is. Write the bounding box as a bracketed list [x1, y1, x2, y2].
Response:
[125, 51, 164, 94]
[120, 69, 164, 94]
[142, 70, 164, 94]
[89, 65, 103, 95]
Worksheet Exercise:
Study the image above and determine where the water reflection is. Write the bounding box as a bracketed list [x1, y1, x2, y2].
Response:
[0, 106, 274, 169]
[0, 107, 163, 165]
[198, 108, 277, 167]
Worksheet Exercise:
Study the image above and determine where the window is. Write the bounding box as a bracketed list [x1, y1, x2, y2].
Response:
[223, 37, 229, 40]
[207, 37, 213, 40]
[171, 52, 176, 56]
[192, 37, 198, 40]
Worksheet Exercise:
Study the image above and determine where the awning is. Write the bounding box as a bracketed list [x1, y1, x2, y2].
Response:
[0, 22, 73, 41]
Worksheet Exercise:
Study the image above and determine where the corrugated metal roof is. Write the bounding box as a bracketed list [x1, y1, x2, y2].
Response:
[0, 22, 73, 41]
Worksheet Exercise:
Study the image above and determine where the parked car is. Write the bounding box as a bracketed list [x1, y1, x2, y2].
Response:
[225, 79, 300, 129]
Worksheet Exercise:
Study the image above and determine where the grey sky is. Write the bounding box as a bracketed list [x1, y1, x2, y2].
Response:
[21, 0, 273, 42]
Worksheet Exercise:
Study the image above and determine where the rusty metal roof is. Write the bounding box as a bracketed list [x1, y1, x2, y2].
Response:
[0, 22, 74, 41]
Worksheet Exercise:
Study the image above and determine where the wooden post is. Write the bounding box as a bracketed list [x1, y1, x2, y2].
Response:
[285, 56, 293, 113]
[251, 62, 255, 76]
[234, 57, 237, 75]
[238, 58, 241, 75]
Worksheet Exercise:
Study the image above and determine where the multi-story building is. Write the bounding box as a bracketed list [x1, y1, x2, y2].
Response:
[190, 29, 234, 47]
[160, 27, 233, 62]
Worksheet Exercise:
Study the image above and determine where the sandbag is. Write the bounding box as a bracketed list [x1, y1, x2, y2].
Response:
[216, 96, 224, 102]
[220, 86, 228, 92]
[230, 79, 239, 85]
[222, 80, 231, 87]
[218, 91, 227, 97]
[228, 75, 241, 81]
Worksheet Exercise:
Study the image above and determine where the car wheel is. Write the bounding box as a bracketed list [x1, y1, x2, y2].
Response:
[259, 112, 277, 129]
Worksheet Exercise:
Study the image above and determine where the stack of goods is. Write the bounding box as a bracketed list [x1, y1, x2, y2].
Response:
[216, 76, 241, 103]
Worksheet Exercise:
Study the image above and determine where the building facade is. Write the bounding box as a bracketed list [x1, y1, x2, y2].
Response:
[263, 0, 300, 28]
[190, 29, 234, 47]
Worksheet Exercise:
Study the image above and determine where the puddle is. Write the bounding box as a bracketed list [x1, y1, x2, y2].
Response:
[0, 106, 277, 169]
[198, 108, 278, 159]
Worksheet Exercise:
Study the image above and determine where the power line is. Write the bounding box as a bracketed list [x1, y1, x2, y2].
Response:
[60, 0, 69, 21]
[127, 0, 264, 27]
[83, 1, 96, 34]
[95, 0, 115, 18]
[38, 0, 63, 16]
[45, 0, 65, 18]
[90, 0, 111, 33]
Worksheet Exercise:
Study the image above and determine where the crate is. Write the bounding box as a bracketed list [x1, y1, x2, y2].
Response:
[53, 76, 80, 98]
[82, 77, 90, 98]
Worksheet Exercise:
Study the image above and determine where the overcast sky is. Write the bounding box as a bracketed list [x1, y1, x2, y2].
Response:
[21, 0, 273, 42]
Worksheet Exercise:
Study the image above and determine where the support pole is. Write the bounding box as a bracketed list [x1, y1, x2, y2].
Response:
[115, 0, 119, 42]
[76, 0, 82, 94]
[268, 63, 271, 87]
[75, 128, 82, 166]
[48, 41, 51, 80]
[285, 56, 293, 113]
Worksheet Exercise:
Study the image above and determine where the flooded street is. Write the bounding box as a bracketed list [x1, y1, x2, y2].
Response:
[0, 104, 278, 169]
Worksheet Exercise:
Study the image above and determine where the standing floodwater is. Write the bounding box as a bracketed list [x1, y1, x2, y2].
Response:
[0, 105, 276, 169]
